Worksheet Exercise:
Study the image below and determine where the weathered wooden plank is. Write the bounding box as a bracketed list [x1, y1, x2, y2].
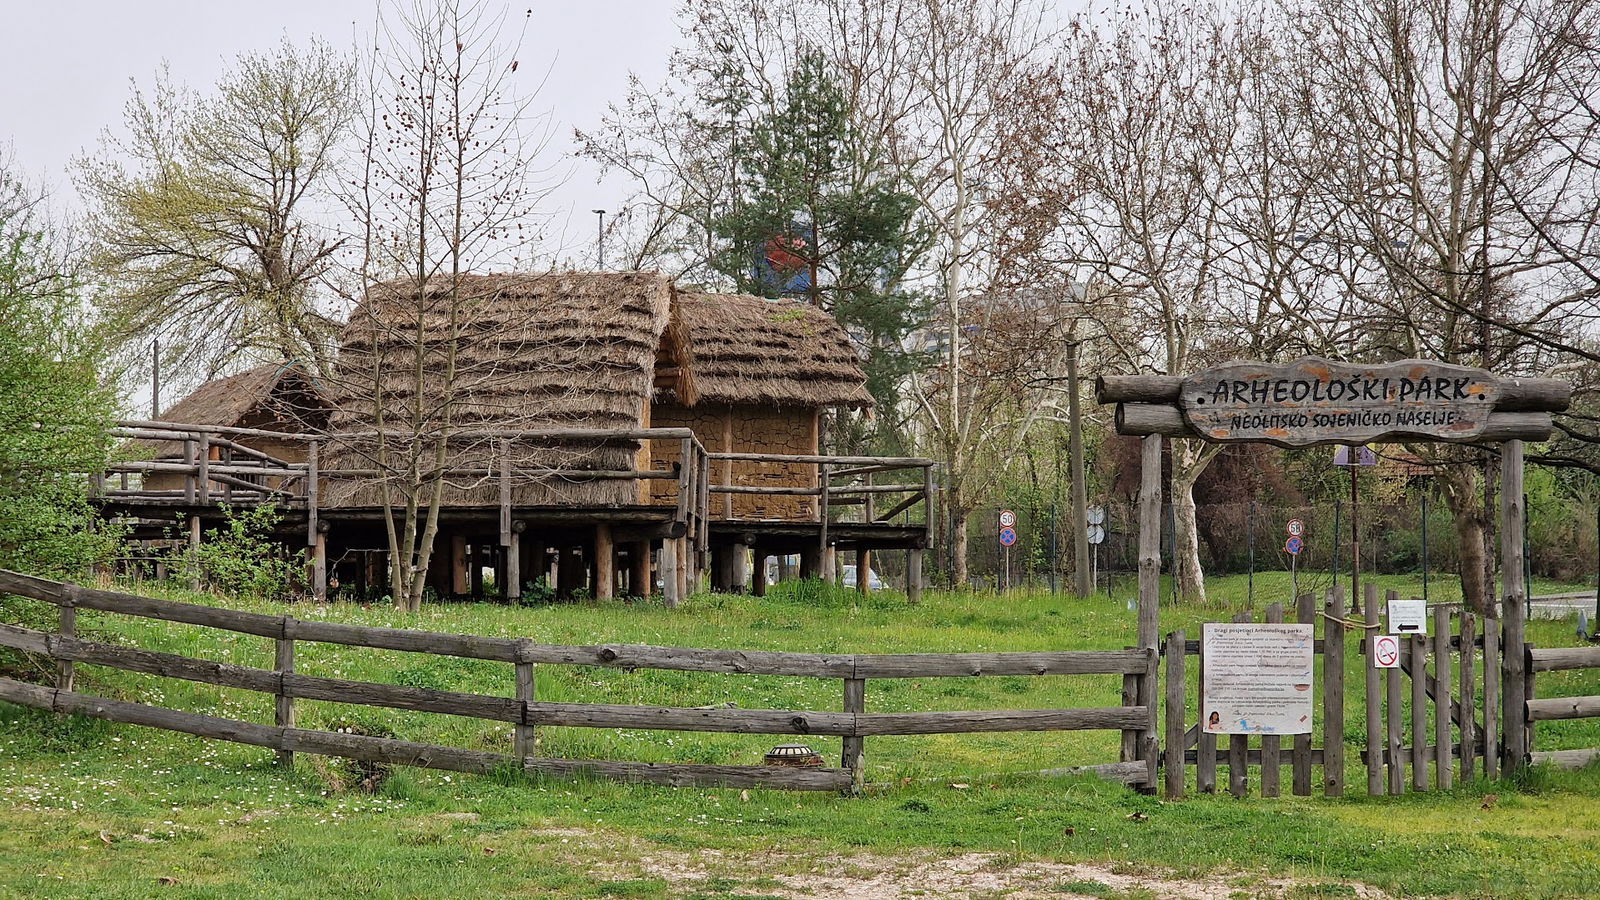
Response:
[1496, 377, 1571, 413]
[711, 485, 823, 496]
[1184, 748, 1327, 765]
[1094, 374, 1183, 405]
[1528, 647, 1600, 672]
[0, 571, 288, 638]
[853, 707, 1146, 736]
[1434, 605, 1453, 790]
[0, 621, 51, 654]
[1484, 617, 1500, 779]
[708, 451, 931, 467]
[519, 757, 853, 791]
[1460, 612, 1476, 781]
[518, 643, 854, 678]
[1385, 590, 1404, 795]
[284, 674, 522, 722]
[290, 619, 519, 662]
[1036, 761, 1151, 785]
[1293, 592, 1315, 796]
[1261, 604, 1283, 798]
[275, 631, 295, 767]
[1197, 628, 1217, 795]
[1137, 436, 1162, 652]
[853, 650, 1148, 679]
[1361, 582, 1382, 796]
[1529, 748, 1600, 769]
[1410, 635, 1428, 791]
[1116, 405, 1554, 444]
[1502, 440, 1528, 770]
[843, 678, 866, 794]
[514, 641, 537, 761]
[1526, 695, 1600, 721]
[50, 634, 281, 694]
[1164, 631, 1186, 799]
[524, 701, 854, 736]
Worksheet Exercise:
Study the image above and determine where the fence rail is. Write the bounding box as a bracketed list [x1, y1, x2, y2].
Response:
[0, 570, 1150, 792]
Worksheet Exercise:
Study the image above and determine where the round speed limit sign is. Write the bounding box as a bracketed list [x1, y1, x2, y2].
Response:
[1287, 518, 1305, 537]
[999, 509, 1017, 528]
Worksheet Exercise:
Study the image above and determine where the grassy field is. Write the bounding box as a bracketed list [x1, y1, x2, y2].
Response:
[2, 570, 1600, 898]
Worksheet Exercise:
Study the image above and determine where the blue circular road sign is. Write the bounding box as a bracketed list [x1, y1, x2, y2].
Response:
[1285, 536, 1304, 555]
[999, 526, 1018, 546]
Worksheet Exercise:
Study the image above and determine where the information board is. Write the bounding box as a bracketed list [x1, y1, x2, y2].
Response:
[1201, 623, 1315, 735]
[1179, 358, 1499, 447]
[1387, 596, 1427, 635]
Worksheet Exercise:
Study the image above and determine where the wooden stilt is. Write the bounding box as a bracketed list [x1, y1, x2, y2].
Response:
[731, 542, 748, 593]
[311, 528, 327, 602]
[661, 539, 679, 608]
[1501, 439, 1528, 770]
[858, 548, 872, 595]
[188, 515, 201, 592]
[594, 524, 615, 601]
[907, 549, 923, 604]
[450, 535, 469, 597]
[630, 541, 652, 599]
[674, 536, 689, 602]
[752, 553, 768, 597]
[507, 529, 522, 601]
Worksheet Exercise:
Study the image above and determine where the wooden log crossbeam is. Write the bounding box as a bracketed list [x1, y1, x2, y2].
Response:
[874, 491, 924, 523]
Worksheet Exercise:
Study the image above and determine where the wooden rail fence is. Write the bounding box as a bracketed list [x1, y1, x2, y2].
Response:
[1527, 644, 1600, 769]
[0, 570, 1152, 792]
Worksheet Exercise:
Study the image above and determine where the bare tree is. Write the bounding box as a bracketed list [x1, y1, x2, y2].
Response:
[332, 0, 559, 611]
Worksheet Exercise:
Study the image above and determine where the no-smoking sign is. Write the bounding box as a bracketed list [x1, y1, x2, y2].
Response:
[1373, 634, 1401, 668]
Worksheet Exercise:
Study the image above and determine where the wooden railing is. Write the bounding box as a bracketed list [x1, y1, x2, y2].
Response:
[1526, 645, 1600, 769]
[0, 570, 1152, 793]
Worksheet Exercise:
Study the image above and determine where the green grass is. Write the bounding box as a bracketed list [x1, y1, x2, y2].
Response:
[2, 570, 1600, 898]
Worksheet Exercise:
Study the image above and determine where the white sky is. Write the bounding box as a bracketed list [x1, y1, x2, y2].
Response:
[0, 0, 680, 263]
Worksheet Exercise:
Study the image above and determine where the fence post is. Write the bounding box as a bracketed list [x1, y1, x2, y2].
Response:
[1141, 646, 1159, 792]
[1410, 631, 1428, 791]
[56, 586, 77, 692]
[1361, 579, 1382, 796]
[1484, 616, 1500, 779]
[818, 463, 833, 582]
[1164, 630, 1185, 798]
[1459, 610, 1477, 781]
[1293, 592, 1315, 796]
[1261, 603, 1283, 797]
[1323, 587, 1346, 797]
[275, 616, 296, 767]
[1383, 588, 1404, 795]
[843, 677, 865, 795]
[515, 639, 536, 763]
[197, 433, 211, 504]
[1501, 439, 1528, 770]
[1434, 604, 1453, 790]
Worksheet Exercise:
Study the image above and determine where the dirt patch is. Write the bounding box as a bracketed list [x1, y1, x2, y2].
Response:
[631, 846, 1394, 899]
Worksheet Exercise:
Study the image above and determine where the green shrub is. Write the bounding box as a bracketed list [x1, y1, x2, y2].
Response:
[185, 504, 303, 600]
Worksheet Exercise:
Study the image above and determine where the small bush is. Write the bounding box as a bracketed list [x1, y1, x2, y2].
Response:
[184, 504, 303, 600]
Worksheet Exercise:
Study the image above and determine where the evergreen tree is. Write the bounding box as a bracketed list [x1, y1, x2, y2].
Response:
[709, 48, 927, 453]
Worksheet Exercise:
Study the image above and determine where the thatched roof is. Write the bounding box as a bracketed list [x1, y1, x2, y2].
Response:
[323, 272, 682, 508]
[142, 362, 326, 456]
[670, 292, 872, 409]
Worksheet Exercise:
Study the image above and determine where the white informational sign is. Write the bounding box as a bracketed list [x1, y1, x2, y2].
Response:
[999, 509, 1017, 527]
[1201, 623, 1315, 736]
[1373, 634, 1401, 668]
[1387, 596, 1427, 635]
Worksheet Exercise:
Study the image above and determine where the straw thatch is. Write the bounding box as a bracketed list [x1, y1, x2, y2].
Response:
[323, 272, 681, 508]
[141, 362, 327, 457]
[668, 292, 872, 409]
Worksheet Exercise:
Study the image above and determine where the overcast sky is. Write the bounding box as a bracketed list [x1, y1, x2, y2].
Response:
[0, 0, 679, 263]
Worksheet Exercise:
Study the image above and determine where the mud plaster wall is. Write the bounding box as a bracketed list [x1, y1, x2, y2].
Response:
[649, 402, 819, 520]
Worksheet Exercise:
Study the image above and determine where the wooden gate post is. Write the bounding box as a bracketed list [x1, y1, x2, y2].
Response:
[1485, 617, 1501, 779]
[1501, 439, 1528, 770]
[275, 617, 296, 767]
[1361, 580, 1382, 796]
[1164, 630, 1185, 798]
[1323, 586, 1346, 797]
[843, 677, 866, 795]
[1434, 603, 1453, 790]
[1383, 587, 1404, 795]
[1410, 630, 1428, 791]
[56, 587, 77, 693]
[514, 639, 536, 762]
[1459, 610, 1477, 780]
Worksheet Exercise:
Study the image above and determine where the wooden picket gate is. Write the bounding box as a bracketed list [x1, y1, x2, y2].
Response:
[1162, 593, 1345, 798]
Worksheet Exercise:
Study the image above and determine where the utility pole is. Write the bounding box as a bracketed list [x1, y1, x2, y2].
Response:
[592, 209, 606, 269]
[1067, 339, 1091, 597]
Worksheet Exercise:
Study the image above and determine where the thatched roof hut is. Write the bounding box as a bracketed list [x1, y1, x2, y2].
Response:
[140, 362, 328, 459]
[323, 272, 689, 508]
[666, 292, 873, 410]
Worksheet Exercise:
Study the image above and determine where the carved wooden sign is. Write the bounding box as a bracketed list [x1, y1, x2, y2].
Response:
[1179, 358, 1500, 447]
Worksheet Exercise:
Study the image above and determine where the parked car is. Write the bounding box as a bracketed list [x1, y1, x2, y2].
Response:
[839, 564, 886, 590]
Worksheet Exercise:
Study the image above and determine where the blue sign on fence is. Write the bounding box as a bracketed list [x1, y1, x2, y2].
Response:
[1285, 536, 1304, 555]
[999, 526, 1018, 546]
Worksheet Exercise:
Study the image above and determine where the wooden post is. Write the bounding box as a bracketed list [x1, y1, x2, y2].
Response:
[221, 446, 233, 503]
[1323, 586, 1346, 797]
[499, 440, 513, 548]
[631, 541, 653, 600]
[451, 534, 469, 596]
[907, 549, 923, 605]
[275, 619, 295, 767]
[1142, 647, 1159, 793]
[1384, 588, 1404, 794]
[1363, 580, 1383, 796]
[1410, 633, 1428, 791]
[1198, 632, 1217, 794]
[731, 542, 749, 593]
[1068, 340, 1092, 598]
[1459, 611, 1477, 781]
[594, 524, 615, 602]
[515, 640, 536, 761]
[1228, 612, 1249, 798]
[1434, 604, 1453, 790]
[859, 474, 874, 596]
[1293, 592, 1314, 796]
[188, 515, 202, 592]
[818, 464, 833, 582]
[1484, 616, 1500, 779]
[312, 526, 328, 602]
[661, 538, 679, 608]
[507, 526, 522, 601]
[675, 536, 690, 601]
[1261, 602, 1284, 798]
[1137, 436, 1162, 652]
[183, 438, 196, 505]
[197, 433, 211, 504]
[1500, 439, 1528, 770]
[56, 589, 76, 692]
[1164, 630, 1186, 798]
[305, 441, 320, 545]
[843, 677, 865, 795]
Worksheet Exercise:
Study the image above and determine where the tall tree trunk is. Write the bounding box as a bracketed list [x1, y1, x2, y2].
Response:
[1439, 463, 1491, 616]
[1170, 440, 1219, 605]
[951, 503, 970, 589]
